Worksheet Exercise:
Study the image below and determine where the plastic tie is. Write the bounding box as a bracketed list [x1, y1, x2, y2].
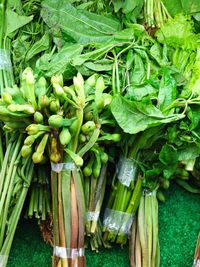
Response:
[103, 208, 134, 235]
[86, 211, 100, 222]
[53, 247, 85, 259]
[117, 157, 137, 187]
[0, 50, 12, 70]
[51, 162, 76, 173]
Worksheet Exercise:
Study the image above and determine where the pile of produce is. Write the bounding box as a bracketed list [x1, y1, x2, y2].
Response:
[0, 0, 199, 266]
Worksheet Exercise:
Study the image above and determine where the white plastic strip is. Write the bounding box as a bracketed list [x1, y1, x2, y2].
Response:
[86, 211, 100, 222]
[117, 157, 137, 187]
[103, 208, 134, 235]
[0, 50, 12, 70]
[0, 255, 8, 267]
[193, 259, 200, 267]
[51, 162, 76, 173]
[53, 247, 85, 259]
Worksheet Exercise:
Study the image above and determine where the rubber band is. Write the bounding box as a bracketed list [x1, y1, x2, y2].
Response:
[53, 247, 85, 259]
[0, 50, 12, 70]
[103, 208, 134, 235]
[86, 211, 100, 222]
[0, 255, 8, 267]
[51, 162, 76, 173]
[117, 157, 137, 187]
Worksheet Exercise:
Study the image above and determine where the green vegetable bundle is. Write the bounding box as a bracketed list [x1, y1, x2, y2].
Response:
[0, 1, 200, 267]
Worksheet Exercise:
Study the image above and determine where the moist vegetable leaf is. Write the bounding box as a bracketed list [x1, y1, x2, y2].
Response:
[36, 44, 83, 77]
[162, 0, 183, 16]
[156, 14, 200, 51]
[126, 84, 157, 101]
[25, 33, 50, 61]
[5, 10, 33, 36]
[177, 144, 200, 161]
[157, 68, 177, 111]
[181, 0, 200, 14]
[189, 48, 200, 96]
[130, 54, 145, 84]
[159, 144, 178, 165]
[84, 60, 113, 72]
[41, 0, 121, 45]
[187, 105, 200, 130]
[111, 95, 185, 134]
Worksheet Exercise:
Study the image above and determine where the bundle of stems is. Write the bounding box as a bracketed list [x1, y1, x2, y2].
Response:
[0, 139, 34, 265]
[144, 0, 171, 29]
[129, 189, 160, 267]
[27, 165, 51, 222]
[103, 130, 159, 245]
[193, 232, 200, 267]
[84, 159, 107, 250]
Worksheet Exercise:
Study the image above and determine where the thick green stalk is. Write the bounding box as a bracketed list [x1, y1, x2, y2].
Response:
[73, 169, 86, 267]
[0, 135, 22, 218]
[51, 171, 59, 267]
[135, 218, 142, 267]
[151, 191, 158, 267]
[0, 160, 33, 256]
[0, 154, 20, 248]
[58, 171, 68, 267]
[61, 169, 71, 248]
[145, 194, 152, 267]
[0, 141, 12, 195]
[0, 131, 3, 169]
[129, 218, 136, 267]
[138, 194, 148, 267]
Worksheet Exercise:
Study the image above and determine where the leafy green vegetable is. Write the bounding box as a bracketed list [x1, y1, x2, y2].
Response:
[5, 9, 33, 36]
[41, 0, 121, 45]
[111, 95, 184, 134]
[177, 144, 200, 161]
[36, 43, 83, 77]
[126, 84, 157, 101]
[156, 14, 200, 51]
[163, 0, 200, 16]
[25, 33, 50, 61]
[157, 68, 177, 111]
[159, 144, 178, 165]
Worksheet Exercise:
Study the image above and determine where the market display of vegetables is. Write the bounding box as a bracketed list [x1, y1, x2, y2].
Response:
[0, 0, 199, 267]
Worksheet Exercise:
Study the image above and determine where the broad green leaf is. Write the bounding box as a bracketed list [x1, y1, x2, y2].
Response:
[162, 0, 182, 16]
[159, 144, 178, 165]
[187, 106, 200, 130]
[25, 33, 50, 61]
[150, 43, 168, 66]
[111, 95, 185, 134]
[41, 0, 121, 45]
[84, 60, 113, 71]
[112, 0, 123, 12]
[181, 0, 200, 14]
[178, 144, 200, 161]
[126, 84, 156, 101]
[157, 68, 177, 111]
[130, 54, 145, 84]
[7, 0, 22, 12]
[189, 48, 200, 96]
[159, 144, 178, 179]
[36, 44, 83, 77]
[122, 0, 142, 14]
[72, 43, 115, 66]
[156, 14, 200, 51]
[5, 10, 33, 36]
